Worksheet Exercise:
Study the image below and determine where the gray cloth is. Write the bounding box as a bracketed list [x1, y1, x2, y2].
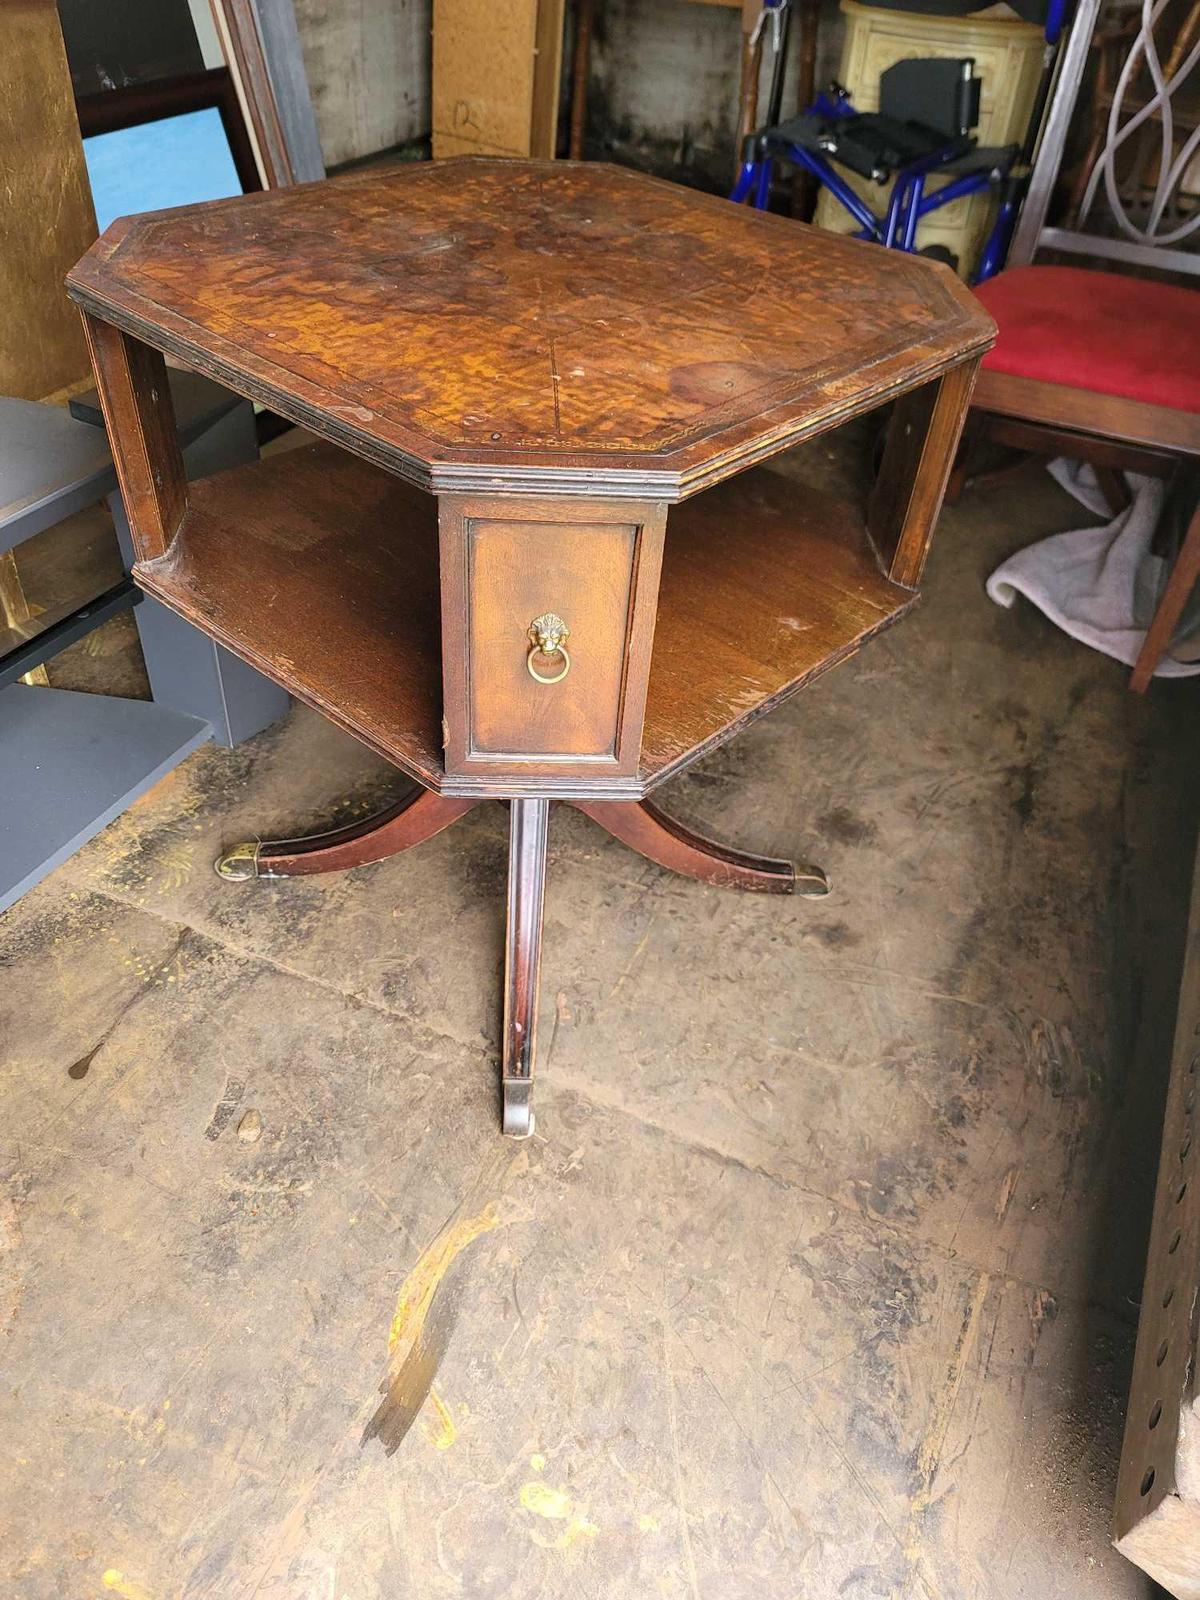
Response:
[986, 461, 1200, 679]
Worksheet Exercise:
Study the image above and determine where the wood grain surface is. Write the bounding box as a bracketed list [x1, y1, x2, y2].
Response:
[81, 314, 187, 562]
[67, 159, 994, 499]
[136, 442, 446, 788]
[973, 369, 1200, 459]
[869, 361, 980, 589]
[468, 511, 635, 758]
[641, 463, 916, 784]
[1, 0, 97, 402]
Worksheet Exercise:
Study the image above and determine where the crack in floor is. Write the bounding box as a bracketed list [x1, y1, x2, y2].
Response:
[17, 878, 1108, 1317]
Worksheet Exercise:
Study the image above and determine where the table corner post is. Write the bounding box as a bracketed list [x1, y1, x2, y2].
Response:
[868, 357, 981, 591]
[79, 310, 187, 564]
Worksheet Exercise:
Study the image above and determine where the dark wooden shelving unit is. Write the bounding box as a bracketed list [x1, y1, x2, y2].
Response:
[136, 440, 916, 796]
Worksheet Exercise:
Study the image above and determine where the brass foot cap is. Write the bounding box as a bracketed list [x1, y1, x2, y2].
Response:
[214, 841, 261, 882]
[795, 863, 830, 899]
[502, 1080, 534, 1138]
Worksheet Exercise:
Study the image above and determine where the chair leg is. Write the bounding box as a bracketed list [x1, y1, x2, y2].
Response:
[572, 798, 829, 896]
[1131, 505, 1200, 693]
[501, 798, 549, 1138]
[215, 787, 479, 879]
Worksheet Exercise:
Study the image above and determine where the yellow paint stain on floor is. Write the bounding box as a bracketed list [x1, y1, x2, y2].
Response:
[155, 841, 195, 893]
[362, 1146, 530, 1455]
[387, 1202, 500, 1358]
[519, 1479, 599, 1549]
[102, 1568, 154, 1600]
[520, 1482, 573, 1518]
[424, 1387, 458, 1450]
[128, 768, 187, 811]
[386, 1146, 529, 1367]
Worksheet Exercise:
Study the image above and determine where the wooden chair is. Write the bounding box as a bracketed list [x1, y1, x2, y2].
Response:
[965, 265, 1200, 691]
[955, 0, 1200, 692]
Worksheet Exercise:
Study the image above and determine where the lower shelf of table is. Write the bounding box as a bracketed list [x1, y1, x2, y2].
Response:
[135, 441, 915, 795]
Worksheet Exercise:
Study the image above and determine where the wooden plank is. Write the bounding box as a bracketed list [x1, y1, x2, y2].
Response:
[211, 0, 296, 186]
[133, 441, 447, 791]
[980, 412, 1179, 478]
[0, 0, 101, 670]
[530, 0, 566, 158]
[974, 369, 1200, 458]
[128, 440, 914, 798]
[1130, 505, 1200, 692]
[210, 0, 324, 186]
[1114, 834, 1200, 1597]
[640, 463, 916, 787]
[432, 0, 540, 158]
[438, 493, 665, 781]
[0, 0, 97, 403]
[248, 0, 324, 179]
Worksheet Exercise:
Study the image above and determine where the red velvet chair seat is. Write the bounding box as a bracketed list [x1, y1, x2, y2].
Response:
[973, 265, 1200, 415]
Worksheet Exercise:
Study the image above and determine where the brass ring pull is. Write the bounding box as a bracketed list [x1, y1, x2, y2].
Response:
[527, 644, 570, 684]
[527, 612, 571, 685]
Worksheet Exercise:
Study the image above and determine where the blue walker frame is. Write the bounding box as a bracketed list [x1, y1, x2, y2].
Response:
[730, 0, 1068, 284]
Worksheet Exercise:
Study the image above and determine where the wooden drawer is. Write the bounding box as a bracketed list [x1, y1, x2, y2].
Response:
[438, 495, 666, 783]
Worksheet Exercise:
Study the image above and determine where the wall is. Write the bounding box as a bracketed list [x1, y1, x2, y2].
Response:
[585, 0, 845, 183]
[289, 0, 841, 180]
[293, 0, 432, 167]
[291, 0, 842, 178]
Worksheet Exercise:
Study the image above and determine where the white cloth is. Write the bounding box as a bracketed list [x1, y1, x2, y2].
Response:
[986, 460, 1200, 679]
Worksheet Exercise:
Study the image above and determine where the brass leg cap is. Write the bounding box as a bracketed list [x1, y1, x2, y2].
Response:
[214, 841, 261, 882]
[795, 863, 830, 899]
[501, 1079, 534, 1138]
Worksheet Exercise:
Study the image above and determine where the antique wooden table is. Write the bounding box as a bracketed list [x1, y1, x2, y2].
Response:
[67, 159, 993, 1136]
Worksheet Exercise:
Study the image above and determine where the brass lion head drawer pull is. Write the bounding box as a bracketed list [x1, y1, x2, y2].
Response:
[527, 612, 571, 684]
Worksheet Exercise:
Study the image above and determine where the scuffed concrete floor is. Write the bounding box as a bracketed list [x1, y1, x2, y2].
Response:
[2, 428, 1197, 1600]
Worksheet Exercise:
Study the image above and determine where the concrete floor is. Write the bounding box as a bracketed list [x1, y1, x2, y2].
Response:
[2, 432, 1198, 1599]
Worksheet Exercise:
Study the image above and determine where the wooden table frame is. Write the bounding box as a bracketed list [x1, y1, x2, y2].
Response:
[68, 160, 992, 1135]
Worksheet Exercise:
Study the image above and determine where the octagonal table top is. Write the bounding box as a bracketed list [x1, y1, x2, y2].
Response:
[68, 159, 994, 499]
